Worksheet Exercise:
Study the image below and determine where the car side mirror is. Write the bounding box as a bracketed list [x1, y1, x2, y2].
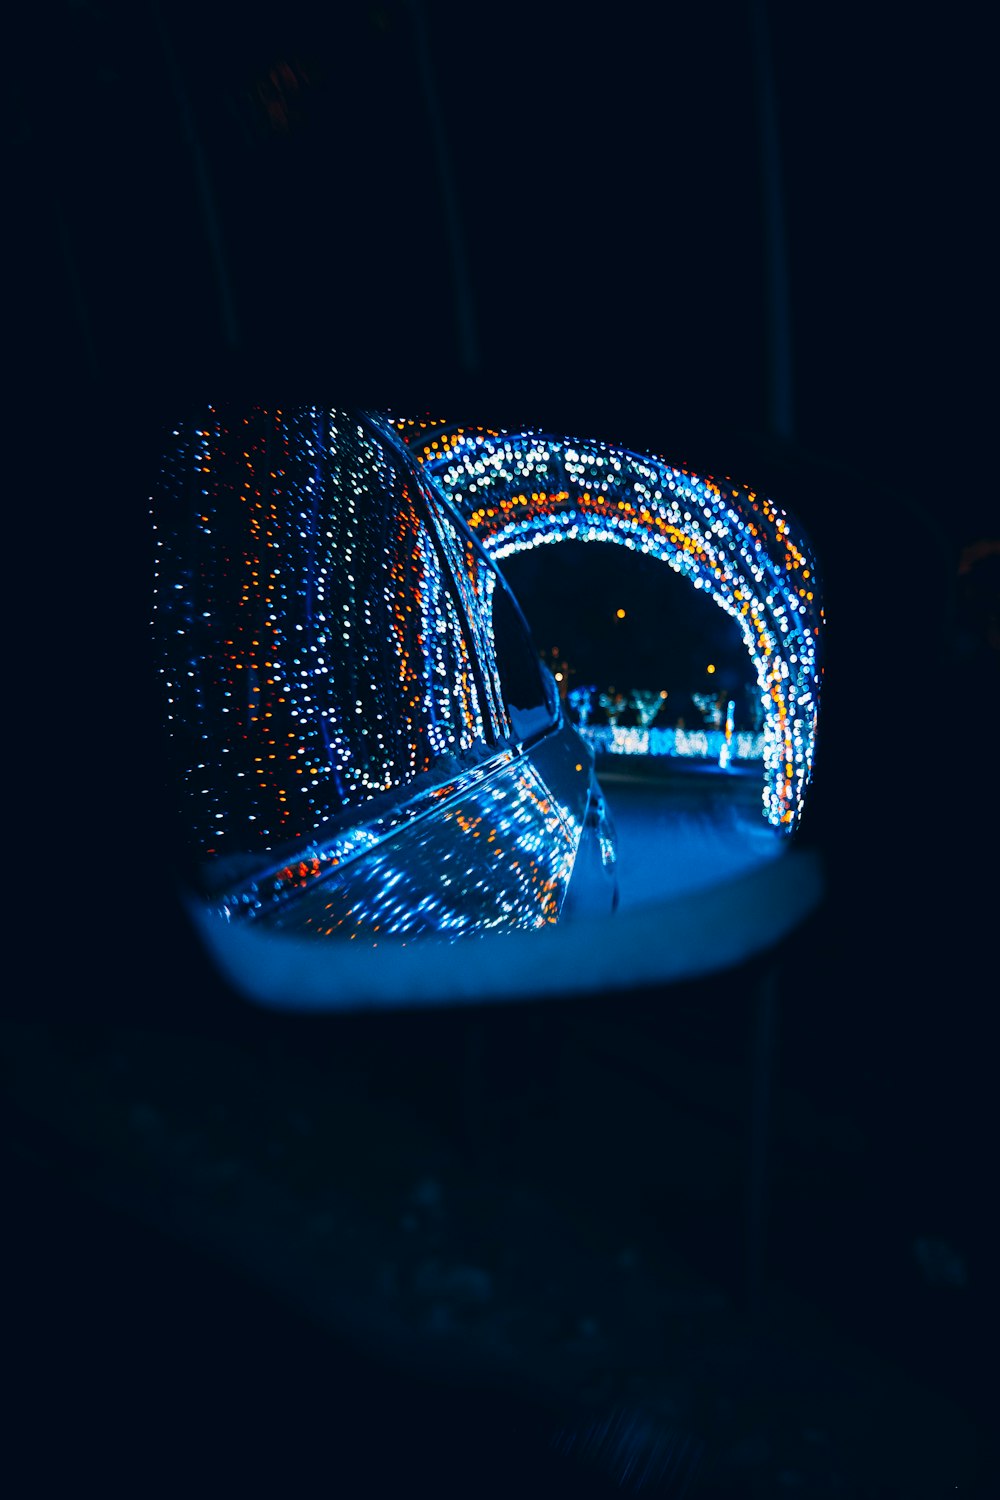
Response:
[152, 407, 825, 1015]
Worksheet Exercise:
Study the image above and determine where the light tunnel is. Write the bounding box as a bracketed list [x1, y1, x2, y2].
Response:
[400, 419, 824, 831]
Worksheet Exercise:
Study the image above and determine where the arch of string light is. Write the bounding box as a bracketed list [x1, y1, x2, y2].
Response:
[399, 419, 823, 831]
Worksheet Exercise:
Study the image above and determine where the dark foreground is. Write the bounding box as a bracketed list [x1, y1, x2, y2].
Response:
[4, 772, 994, 1498]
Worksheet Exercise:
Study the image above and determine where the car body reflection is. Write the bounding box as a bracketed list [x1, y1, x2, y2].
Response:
[152, 406, 618, 946]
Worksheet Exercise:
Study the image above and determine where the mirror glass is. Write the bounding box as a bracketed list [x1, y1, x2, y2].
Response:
[152, 406, 824, 1010]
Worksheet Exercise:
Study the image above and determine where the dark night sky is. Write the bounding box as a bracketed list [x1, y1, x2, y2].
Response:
[15, 1, 994, 763]
[14, 0, 994, 540]
[500, 540, 755, 716]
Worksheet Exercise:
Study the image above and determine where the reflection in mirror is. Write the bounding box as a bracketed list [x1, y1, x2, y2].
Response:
[152, 406, 824, 1006]
[153, 407, 602, 948]
[401, 421, 823, 830]
[498, 540, 782, 914]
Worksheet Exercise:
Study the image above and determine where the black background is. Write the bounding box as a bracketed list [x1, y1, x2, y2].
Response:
[8, 2, 998, 1494]
[12, 1, 994, 500]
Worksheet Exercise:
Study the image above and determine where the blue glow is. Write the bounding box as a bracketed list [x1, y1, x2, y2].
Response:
[581, 726, 765, 761]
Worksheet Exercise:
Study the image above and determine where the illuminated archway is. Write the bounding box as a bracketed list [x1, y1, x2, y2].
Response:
[401, 420, 823, 831]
